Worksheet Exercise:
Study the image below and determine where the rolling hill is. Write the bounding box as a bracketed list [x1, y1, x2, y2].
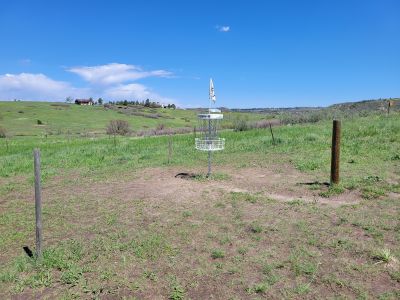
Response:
[0, 101, 263, 137]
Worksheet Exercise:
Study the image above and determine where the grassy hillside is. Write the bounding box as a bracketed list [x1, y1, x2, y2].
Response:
[0, 101, 265, 137]
[231, 98, 400, 125]
[331, 98, 400, 111]
[1, 113, 399, 182]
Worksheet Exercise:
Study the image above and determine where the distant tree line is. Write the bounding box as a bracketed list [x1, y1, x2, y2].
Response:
[108, 99, 176, 109]
[65, 96, 176, 109]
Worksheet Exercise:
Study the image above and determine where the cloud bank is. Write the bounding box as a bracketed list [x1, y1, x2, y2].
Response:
[0, 73, 89, 101]
[0, 64, 174, 103]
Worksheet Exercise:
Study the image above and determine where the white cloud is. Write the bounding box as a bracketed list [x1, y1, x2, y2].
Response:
[0, 73, 89, 101]
[104, 83, 152, 99]
[216, 25, 230, 32]
[68, 63, 173, 85]
[104, 83, 175, 104]
[0, 63, 176, 103]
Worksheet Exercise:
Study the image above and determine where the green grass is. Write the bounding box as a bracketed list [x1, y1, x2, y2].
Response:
[1, 112, 398, 185]
[0, 101, 264, 136]
[0, 111, 399, 298]
[0, 101, 195, 136]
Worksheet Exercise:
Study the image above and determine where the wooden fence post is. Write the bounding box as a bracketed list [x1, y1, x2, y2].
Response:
[34, 149, 43, 259]
[387, 100, 393, 115]
[168, 135, 173, 164]
[269, 123, 276, 145]
[330, 120, 341, 185]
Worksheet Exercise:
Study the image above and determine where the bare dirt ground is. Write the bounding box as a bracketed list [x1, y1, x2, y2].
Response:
[55, 165, 361, 209]
[1, 164, 399, 299]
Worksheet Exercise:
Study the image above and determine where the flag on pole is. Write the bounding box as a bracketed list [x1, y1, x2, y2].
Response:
[209, 78, 216, 103]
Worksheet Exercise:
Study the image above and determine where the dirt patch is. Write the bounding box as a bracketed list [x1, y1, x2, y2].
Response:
[106, 165, 362, 208]
[0, 164, 366, 210]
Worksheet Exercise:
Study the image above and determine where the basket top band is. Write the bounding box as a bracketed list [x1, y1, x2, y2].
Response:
[197, 114, 223, 120]
[195, 138, 225, 151]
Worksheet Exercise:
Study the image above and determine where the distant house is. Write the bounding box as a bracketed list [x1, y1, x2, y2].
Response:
[75, 99, 94, 105]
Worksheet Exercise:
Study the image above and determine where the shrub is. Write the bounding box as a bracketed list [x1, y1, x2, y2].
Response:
[106, 120, 131, 136]
[233, 117, 249, 131]
[136, 127, 191, 137]
[252, 119, 271, 129]
[37, 119, 43, 125]
[0, 127, 6, 138]
[156, 123, 166, 131]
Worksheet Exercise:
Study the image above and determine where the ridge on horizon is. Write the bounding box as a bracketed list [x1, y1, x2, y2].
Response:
[1, 97, 398, 110]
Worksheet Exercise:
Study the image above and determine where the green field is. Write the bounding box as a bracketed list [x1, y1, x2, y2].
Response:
[0, 101, 264, 136]
[0, 106, 399, 298]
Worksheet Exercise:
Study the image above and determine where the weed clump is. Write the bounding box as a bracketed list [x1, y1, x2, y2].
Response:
[169, 283, 185, 300]
[211, 249, 225, 259]
[0, 127, 6, 138]
[361, 186, 386, 199]
[372, 248, 396, 264]
[230, 191, 258, 203]
[248, 282, 269, 294]
[391, 154, 400, 161]
[319, 185, 345, 198]
[250, 222, 263, 233]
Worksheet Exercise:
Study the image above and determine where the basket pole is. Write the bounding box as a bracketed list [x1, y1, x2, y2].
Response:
[207, 118, 212, 176]
[208, 150, 212, 177]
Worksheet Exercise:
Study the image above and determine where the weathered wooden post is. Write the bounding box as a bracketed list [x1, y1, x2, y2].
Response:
[269, 122, 276, 145]
[33, 149, 43, 259]
[168, 135, 173, 164]
[387, 100, 393, 115]
[330, 120, 341, 185]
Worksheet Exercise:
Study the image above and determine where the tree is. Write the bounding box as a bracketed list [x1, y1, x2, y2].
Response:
[97, 98, 103, 105]
[144, 99, 150, 107]
[65, 96, 73, 103]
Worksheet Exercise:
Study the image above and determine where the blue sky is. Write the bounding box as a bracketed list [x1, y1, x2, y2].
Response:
[0, 0, 399, 108]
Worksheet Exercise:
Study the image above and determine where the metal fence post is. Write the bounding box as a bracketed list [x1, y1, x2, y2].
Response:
[34, 149, 43, 258]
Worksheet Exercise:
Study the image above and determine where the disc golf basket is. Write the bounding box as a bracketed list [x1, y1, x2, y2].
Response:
[195, 108, 225, 176]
